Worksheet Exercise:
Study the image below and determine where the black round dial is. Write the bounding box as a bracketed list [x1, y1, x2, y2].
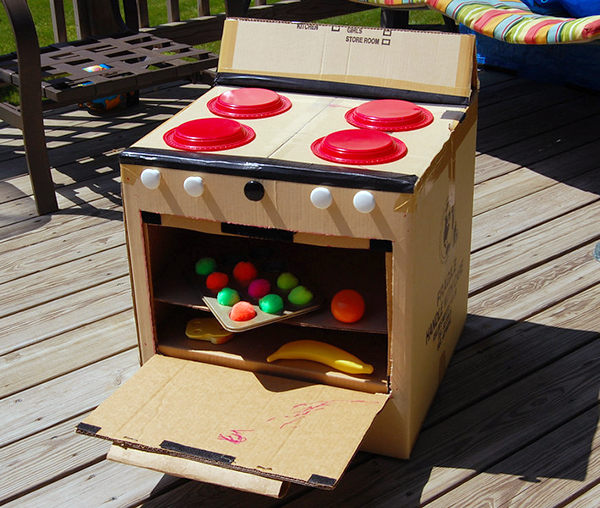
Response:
[244, 180, 265, 201]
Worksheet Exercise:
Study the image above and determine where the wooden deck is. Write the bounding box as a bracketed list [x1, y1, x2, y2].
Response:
[1, 69, 599, 507]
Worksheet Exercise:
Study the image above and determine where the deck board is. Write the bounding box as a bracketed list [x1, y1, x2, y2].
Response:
[0, 69, 599, 507]
[0, 349, 139, 449]
[472, 141, 600, 215]
[0, 311, 136, 398]
[470, 201, 600, 293]
[0, 278, 132, 356]
[0, 245, 129, 318]
[424, 407, 600, 508]
[429, 283, 600, 425]
[472, 170, 600, 251]
[0, 414, 107, 503]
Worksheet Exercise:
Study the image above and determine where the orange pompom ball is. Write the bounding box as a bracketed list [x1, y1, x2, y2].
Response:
[229, 301, 257, 322]
[331, 289, 365, 323]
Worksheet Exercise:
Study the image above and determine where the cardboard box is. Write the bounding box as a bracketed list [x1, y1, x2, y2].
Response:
[77, 18, 478, 497]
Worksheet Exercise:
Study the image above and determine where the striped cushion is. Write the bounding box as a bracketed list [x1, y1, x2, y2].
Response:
[427, 0, 600, 42]
[348, 0, 427, 7]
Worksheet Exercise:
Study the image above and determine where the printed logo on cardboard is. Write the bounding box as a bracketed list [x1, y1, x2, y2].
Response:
[439, 200, 458, 263]
[427, 199, 463, 351]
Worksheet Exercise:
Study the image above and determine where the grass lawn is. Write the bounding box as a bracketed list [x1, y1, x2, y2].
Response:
[0, 0, 444, 53]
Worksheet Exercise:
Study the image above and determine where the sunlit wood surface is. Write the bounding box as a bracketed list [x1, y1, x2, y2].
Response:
[1, 70, 599, 507]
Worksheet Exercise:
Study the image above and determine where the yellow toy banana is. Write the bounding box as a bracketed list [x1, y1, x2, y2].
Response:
[266, 340, 374, 375]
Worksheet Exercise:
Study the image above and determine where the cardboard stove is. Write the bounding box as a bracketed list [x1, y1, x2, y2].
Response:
[77, 18, 479, 498]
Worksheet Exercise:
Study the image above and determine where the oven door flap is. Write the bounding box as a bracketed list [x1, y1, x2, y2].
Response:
[77, 355, 388, 493]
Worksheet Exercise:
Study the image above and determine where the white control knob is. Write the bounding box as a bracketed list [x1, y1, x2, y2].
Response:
[353, 190, 376, 213]
[140, 168, 161, 190]
[310, 187, 333, 209]
[184, 176, 204, 197]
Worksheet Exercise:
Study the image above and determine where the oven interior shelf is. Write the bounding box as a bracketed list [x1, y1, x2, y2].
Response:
[146, 223, 391, 393]
[153, 261, 388, 334]
[156, 304, 389, 394]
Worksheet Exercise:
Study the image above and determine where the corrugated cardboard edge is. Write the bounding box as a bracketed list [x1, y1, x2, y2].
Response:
[399, 90, 478, 213]
[107, 445, 291, 498]
[122, 203, 156, 364]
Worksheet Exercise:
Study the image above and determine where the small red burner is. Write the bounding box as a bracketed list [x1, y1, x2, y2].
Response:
[164, 118, 255, 151]
[311, 129, 407, 165]
[207, 88, 292, 119]
[345, 99, 433, 132]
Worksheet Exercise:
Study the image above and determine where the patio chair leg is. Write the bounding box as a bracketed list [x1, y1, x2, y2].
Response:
[380, 9, 409, 29]
[4, 0, 59, 215]
[443, 15, 458, 32]
[18, 72, 59, 215]
[21, 111, 58, 215]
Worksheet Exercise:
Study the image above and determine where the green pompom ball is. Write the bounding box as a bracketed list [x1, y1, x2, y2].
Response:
[217, 287, 240, 306]
[288, 286, 313, 306]
[195, 257, 217, 276]
[276, 272, 299, 291]
[259, 294, 284, 314]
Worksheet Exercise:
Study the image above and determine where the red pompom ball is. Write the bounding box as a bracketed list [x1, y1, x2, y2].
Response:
[233, 261, 258, 284]
[206, 272, 229, 292]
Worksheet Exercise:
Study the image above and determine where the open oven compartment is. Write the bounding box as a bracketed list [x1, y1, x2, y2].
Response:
[146, 221, 391, 395]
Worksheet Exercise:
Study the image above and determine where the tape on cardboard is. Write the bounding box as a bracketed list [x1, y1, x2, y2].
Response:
[119, 148, 418, 194]
[221, 222, 295, 242]
[141, 211, 162, 225]
[308, 474, 337, 488]
[160, 440, 236, 465]
[214, 73, 471, 106]
[76, 422, 102, 435]
[369, 239, 393, 252]
[158, 441, 339, 491]
[394, 196, 415, 214]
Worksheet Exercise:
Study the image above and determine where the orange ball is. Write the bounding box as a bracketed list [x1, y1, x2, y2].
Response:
[331, 289, 365, 323]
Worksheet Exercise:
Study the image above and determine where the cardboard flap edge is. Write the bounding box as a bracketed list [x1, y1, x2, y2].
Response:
[107, 444, 291, 498]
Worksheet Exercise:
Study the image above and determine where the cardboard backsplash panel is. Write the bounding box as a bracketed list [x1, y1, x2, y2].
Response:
[219, 18, 476, 100]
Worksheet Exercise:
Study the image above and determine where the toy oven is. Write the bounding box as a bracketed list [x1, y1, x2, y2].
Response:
[76, 19, 477, 498]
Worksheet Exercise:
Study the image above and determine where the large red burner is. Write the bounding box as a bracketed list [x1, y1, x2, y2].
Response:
[207, 88, 292, 119]
[345, 99, 433, 132]
[164, 118, 256, 152]
[311, 129, 407, 165]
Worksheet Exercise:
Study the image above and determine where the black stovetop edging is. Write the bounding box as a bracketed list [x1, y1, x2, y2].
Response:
[119, 148, 418, 194]
[215, 73, 471, 106]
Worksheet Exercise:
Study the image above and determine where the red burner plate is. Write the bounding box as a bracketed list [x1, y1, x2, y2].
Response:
[345, 99, 434, 131]
[311, 129, 407, 165]
[207, 88, 292, 118]
[164, 118, 256, 151]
